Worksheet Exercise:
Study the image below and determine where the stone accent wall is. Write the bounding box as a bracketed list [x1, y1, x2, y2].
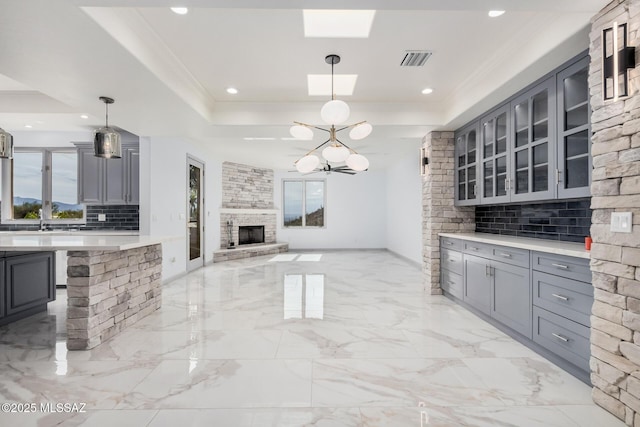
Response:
[219, 162, 278, 250]
[589, 1, 640, 424]
[222, 161, 274, 209]
[66, 244, 162, 350]
[422, 131, 475, 294]
[220, 212, 277, 248]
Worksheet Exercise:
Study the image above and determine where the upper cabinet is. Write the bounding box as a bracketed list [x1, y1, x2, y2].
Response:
[480, 104, 510, 204]
[454, 122, 480, 206]
[454, 52, 590, 206]
[509, 77, 556, 202]
[557, 56, 591, 199]
[76, 143, 140, 205]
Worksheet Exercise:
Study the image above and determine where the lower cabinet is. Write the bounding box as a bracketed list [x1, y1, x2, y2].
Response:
[440, 237, 591, 383]
[0, 252, 56, 325]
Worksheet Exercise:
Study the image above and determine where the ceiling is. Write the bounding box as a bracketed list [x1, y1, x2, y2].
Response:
[0, 0, 608, 170]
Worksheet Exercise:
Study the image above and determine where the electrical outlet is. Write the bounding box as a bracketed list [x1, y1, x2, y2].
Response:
[98, 214, 106, 222]
[611, 212, 633, 233]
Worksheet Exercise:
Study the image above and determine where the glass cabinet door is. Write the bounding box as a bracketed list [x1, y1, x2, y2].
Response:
[509, 77, 556, 202]
[454, 122, 479, 206]
[557, 56, 591, 199]
[480, 104, 510, 204]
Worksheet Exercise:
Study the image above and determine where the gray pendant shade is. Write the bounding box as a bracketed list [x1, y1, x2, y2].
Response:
[0, 127, 14, 159]
[94, 96, 122, 159]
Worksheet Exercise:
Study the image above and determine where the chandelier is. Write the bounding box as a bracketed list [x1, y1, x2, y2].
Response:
[291, 54, 371, 174]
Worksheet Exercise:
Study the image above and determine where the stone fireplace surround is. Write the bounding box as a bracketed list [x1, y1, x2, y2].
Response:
[214, 162, 288, 262]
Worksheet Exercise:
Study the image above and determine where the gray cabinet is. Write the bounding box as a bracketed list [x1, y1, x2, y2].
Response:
[557, 56, 591, 198]
[509, 77, 556, 202]
[76, 144, 139, 205]
[454, 122, 480, 206]
[0, 252, 55, 326]
[453, 52, 590, 206]
[480, 104, 511, 204]
[439, 236, 592, 383]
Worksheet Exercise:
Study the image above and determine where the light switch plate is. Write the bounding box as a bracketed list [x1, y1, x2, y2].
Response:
[611, 212, 632, 233]
[98, 213, 106, 222]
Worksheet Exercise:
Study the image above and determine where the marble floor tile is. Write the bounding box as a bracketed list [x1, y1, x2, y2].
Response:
[0, 249, 625, 426]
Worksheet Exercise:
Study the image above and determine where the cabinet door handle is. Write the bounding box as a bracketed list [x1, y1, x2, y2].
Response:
[473, 184, 477, 196]
[499, 253, 512, 258]
[505, 178, 510, 191]
[555, 169, 561, 185]
[485, 265, 492, 277]
[552, 333, 569, 342]
[552, 263, 569, 270]
[552, 293, 569, 301]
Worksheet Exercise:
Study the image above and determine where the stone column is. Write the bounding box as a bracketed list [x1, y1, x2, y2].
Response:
[66, 244, 162, 350]
[421, 131, 475, 294]
[589, 1, 640, 424]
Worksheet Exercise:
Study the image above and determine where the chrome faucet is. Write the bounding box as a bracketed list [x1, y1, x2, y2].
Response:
[38, 208, 46, 231]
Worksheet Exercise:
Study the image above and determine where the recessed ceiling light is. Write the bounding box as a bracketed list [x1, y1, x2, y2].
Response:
[303, 10, 376, 38]
[488, 10, 505, 18]
[170, 7, 189, 15]
[422, 88, 434, 95]
[24, 124, 32, 128]
[80, 114, 89, 119]
[307, 74, 358, 96]
[226, 87, 238, 95]
[243, 137, 275, 141]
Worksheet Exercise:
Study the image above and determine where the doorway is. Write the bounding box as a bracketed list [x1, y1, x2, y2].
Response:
[187, 156, 205, 271]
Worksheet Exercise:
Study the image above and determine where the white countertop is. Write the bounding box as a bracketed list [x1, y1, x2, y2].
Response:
[0, 233, 179, 251]
[439, 232, 590, 259]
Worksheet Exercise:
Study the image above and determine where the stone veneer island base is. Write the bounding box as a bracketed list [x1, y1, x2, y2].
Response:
[66, 244, 162, 350]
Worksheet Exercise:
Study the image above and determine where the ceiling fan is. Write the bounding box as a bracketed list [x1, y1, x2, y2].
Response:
[290, 161, 361, 175]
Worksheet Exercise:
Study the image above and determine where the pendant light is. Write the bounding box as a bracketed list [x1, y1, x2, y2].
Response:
[291, 54, 371, 174]
[94, 96, 122, 159]
[0, 127, 14, 159]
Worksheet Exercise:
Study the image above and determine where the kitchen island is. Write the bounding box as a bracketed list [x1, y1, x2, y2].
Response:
[0, 233, 172, 350]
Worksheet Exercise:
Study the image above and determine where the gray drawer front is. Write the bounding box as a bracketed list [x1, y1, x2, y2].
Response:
[533, 306, 590, 372]
[442, 269, 463, 300]
[463, 241, 493, 258]
[440, 237, 463, 251]
[490, 245, 530, 268]
[533, 271, 593, 326]
[532, 252, 591, 283]
[441, 248, 463, 275]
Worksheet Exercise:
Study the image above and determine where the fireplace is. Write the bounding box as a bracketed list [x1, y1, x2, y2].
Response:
[238, 225, 265, 245]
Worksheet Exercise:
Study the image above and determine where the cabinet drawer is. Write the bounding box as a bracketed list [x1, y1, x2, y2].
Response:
[441, 248, 463, 275]
[533, 306, 590, 372]
[440, 237, 463, 251]
[533, 271, 593, 326]
[532, 252, 591, 283]
[463, 241, 493, 258]
[490, 245, 530, 268]
[442, 269, 463, 300]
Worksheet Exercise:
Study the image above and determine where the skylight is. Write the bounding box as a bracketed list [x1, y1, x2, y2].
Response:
[303, 10, 376, 38]
[307, 74, 358, 96]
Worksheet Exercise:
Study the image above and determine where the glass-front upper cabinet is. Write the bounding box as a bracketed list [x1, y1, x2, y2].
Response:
[480, 104, 510, 204]
[557, 56, 591, 199]
[454, 121, 479, 206]
[509, 77, 556, 202]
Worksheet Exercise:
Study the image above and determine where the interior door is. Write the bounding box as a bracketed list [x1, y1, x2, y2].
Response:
[187, 156, 205, 271]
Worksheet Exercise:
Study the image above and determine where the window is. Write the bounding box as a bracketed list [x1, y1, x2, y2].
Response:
[1, 148, 84, 222]
[283, 179, 325, 227]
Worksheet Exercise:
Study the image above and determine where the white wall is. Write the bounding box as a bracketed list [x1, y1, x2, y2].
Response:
[9, 130, 93, 147]
[274, 170, 387, 249]
[385, 151, 423, 265]
[140, 136, 221, 281]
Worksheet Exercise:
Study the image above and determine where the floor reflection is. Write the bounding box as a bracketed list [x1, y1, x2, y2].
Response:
[283, 274, 325, 320]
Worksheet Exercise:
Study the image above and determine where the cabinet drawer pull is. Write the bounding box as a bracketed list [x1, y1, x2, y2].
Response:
[551, 263, 569, 269]
[552, 293, 569, 301]
[449, 259, 456, 262]
[499, 253, 512, 258]
[552, 333, 569, 342]
[469, 246, 479, 251]
[445, 241, 453, 245]
[448, 281, 455, 285]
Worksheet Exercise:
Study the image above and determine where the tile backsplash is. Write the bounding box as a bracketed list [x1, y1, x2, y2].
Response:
[0, 203, 139, 231]
[475, 199, 591, 243]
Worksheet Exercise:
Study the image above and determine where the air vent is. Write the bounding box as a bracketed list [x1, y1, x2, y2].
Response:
[400, 50, 432, 67]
